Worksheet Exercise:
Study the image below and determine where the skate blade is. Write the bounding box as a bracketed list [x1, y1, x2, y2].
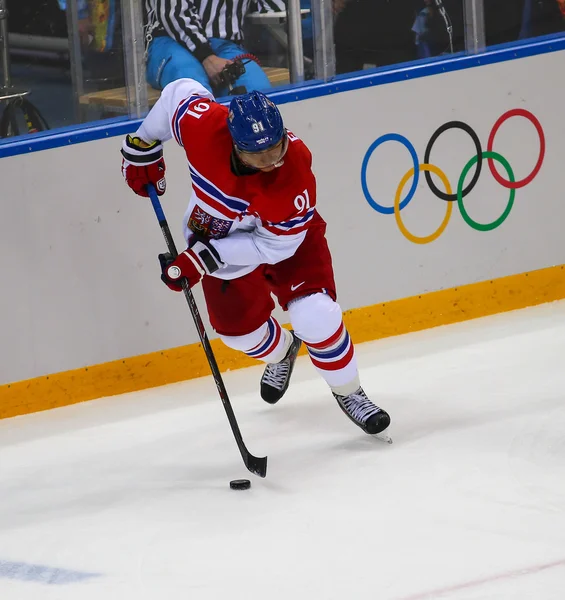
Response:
[372, 430, 393, 444]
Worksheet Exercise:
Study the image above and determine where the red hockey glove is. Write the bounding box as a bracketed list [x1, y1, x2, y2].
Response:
[159, 239, 225, 292]
[121, 135, 166, 198]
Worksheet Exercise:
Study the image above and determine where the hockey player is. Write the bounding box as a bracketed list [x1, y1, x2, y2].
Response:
[120, 78, 391, 436]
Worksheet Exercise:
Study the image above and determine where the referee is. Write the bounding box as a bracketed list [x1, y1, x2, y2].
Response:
[145, 0, 286, 95]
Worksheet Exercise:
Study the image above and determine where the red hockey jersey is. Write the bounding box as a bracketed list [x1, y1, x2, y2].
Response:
[137, 78, 323, 280]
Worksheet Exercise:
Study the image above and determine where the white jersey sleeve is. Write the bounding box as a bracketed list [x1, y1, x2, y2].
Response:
[210, 224, 307, 266]
[181, 190, 308, 279]
[136, 78, 215, 143]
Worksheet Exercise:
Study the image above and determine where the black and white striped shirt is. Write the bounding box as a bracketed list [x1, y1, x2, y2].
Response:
[145, 0, 287, 62]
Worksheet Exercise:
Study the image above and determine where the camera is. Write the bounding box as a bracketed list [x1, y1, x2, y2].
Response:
[218, 59, 247, 95]
[219, 59, 246, 86]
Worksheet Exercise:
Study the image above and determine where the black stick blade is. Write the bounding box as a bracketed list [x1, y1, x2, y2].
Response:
[245, 454, 268, 478]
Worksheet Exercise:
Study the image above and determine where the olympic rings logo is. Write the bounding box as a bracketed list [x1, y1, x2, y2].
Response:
[361, 109, 545, 244]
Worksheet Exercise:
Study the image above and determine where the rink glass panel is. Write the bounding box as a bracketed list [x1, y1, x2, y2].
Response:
[0, 0, 127, 140]
[1, 0, 565, 144]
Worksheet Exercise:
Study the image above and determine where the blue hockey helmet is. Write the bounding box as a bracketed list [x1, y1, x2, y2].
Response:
[227, 91, 284, 152]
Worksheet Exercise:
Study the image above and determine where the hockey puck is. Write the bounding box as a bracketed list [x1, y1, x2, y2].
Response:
[230, 479, 251, 490]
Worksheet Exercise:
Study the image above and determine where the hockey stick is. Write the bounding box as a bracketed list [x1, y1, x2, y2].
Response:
[146, 184, 268, 478]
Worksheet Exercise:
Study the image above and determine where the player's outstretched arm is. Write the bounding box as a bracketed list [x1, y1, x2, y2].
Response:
[210, 220, 311, 267]
[136, 78, 215, 144]
[209, 190, 316, 266]
[120, 78, 215, 197]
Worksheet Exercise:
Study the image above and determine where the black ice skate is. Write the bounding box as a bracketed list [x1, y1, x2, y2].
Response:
[260, 331, 302, 404]
[333, 387, 391, 437]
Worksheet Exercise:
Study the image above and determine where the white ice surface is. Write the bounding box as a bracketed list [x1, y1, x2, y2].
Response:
[1, 302, 565, 599]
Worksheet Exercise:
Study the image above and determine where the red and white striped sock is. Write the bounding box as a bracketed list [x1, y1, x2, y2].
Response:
[219, 317, 291, 364]
[305, 321, 359, 392]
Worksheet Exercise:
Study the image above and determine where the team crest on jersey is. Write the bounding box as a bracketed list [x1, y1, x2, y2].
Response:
[188, 206, 232, 239]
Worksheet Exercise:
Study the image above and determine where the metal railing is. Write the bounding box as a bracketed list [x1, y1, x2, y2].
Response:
[0, 0, 29, 101]
[464, 0, 487, 53]
[0, 0, 536, 127]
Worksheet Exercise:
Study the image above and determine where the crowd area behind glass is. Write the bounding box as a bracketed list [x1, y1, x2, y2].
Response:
[0, 0, 564, 143]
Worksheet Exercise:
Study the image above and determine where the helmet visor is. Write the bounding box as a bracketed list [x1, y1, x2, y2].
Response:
[237, 133, 288, 171]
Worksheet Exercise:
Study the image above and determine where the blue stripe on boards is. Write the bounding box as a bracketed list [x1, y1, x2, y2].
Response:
[0, 34, 564, 159]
